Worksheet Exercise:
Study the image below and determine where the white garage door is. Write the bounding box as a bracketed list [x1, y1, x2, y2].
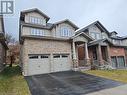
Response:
[53, 54, 71, 72]
[28, 55, 50, 75]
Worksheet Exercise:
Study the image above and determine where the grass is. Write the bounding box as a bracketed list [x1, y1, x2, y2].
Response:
[84, 70, 127, 83]
[0, 65, 30, 95]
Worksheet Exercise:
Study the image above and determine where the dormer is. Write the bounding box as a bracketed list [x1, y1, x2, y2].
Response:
[20, 8, 50, 26]
[52, 19, 79, 38]
[77, 21, 110, 40]
[110, 31, 118, 37]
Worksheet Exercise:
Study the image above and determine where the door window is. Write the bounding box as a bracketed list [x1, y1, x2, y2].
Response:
[41, 55, 49, 58]
[29, 55, 38, 59]
[62, 55, 68, 58]
[53, 55, 60, 58]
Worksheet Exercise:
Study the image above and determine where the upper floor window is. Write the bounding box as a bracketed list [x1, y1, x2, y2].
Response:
[30, 16, 43, 25]
[31, 28, 44, 36]
[90, 32, 101, 40]
[60, 27, 72, 37]
[102, 35, 107, 39]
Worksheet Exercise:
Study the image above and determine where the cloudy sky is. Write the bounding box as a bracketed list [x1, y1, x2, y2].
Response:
[4, 0, 127, 40]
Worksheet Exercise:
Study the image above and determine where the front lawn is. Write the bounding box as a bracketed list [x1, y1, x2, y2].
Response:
[0, 66, 30, 95]
[84, 70, 127, 83]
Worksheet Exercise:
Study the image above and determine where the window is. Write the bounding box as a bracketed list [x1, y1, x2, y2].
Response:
[102, 35, 106, 39]
[96, 33, 100, 39]
[41, 55, 49, 58]
[53, 55, 60, 58]
[62, 55, 68, 58]
[61, 27, 71, 37]
[31, 28, 44, 36]
[90, 32, 101, 40]
[29, 56, 38, 59]
[91, 33, 96, 39]
[117, 56, 125, 68]
[30, 16, 43, 25]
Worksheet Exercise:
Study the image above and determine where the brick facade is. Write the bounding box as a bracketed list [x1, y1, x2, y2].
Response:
[110, 47, 125, 57]
[21, 38, 72, 76]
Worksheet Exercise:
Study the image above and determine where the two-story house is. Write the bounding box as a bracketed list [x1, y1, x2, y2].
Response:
[0, 15, 8, 71]
[19, 8, 93, 76]
[77, 21, 127, 69]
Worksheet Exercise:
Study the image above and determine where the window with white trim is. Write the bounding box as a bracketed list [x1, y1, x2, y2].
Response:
[90, 32, 101, 40]
[30, 16, 43, 25]
[30, 28, 44, 36]
[60, 27, 72, 37]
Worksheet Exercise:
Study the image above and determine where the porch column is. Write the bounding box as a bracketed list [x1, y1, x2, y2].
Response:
[98, 44, 103, 65]
[73, 41, 76, 59]
[84, 42, 89, 59]
[84, 42, 90, 65]
[107, 45, 112, 64]
[72, 41, 78, 68]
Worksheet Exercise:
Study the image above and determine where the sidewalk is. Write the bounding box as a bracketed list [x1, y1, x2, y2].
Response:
[86, 84, 127, 95]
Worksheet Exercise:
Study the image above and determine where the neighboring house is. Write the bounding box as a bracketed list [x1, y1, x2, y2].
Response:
[77, 21, 127, 69]
[0, 15, 8, 71]
[19, 8, 93, 76]
[19, 8, 127, 76]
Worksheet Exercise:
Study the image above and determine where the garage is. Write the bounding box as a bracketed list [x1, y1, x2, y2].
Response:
[28, 54, 71, 75]
[28, 54, 50, 75]
[53, 54, 71, 72]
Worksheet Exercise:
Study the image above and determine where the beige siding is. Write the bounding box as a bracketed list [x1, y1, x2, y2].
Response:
[88, 25, 108, 39]
[89, 25, 102, 33]
[22, 39, 72, 75]
[22, 26, 51, 36]
[52, 23, 75, 38]
[25, 12, 46, 25]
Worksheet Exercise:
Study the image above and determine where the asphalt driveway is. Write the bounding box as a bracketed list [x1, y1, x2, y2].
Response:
[25, 71, 124, 95]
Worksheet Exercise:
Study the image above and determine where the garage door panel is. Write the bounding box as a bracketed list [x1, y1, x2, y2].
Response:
[53, 54, 71, 72]
[28, 55, 50, 75]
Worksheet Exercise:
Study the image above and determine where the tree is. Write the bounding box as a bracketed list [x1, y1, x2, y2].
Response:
[5, 33, 16, 45]
[6, 33, 19, 67]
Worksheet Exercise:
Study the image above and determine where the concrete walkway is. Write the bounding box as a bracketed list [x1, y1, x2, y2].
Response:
[86, 84, 127, 95]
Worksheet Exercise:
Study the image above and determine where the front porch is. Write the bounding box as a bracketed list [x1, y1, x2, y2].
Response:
[71, 32, 92, 70]
[72, 37, 113, 70]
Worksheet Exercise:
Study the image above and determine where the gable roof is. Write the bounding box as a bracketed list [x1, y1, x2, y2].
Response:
[21, 8, 50, 22]
[88, 38, 113, 46]
[76, 21, 110, 35]
[71, 32, 94, 41]
[54, 19, 79, 30]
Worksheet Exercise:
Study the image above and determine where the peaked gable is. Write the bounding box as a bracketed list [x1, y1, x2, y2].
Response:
[54, 19, 79, 30]
[77, 21, 110, 35]
[21, 8, 50, 22]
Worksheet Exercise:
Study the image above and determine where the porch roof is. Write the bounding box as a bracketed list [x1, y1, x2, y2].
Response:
[88, 38, 113, 46]
[71, 32, 94, 42]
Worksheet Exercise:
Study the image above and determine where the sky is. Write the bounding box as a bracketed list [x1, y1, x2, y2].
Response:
[3, 0, 127, 40]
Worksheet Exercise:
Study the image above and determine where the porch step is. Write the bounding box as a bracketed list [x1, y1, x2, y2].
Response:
[78, 66, 91, 71]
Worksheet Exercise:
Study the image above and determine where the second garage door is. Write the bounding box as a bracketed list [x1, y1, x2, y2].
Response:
[53, 54, 71, 72]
